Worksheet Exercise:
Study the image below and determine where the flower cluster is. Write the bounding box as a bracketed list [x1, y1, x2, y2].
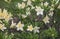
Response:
[0, 0, 59, 35]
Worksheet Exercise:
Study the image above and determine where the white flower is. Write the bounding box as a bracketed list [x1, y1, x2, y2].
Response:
[0, 9, 7, 19]
[50, 8, 54, 11]
[11, 33, 14, 36]
[44, 2, 49, 7]
[51, 4, 54, 7]
[33, 26, 40, 33]
[27, 0, 32, 6]
[26, 7, 31, 15]
[48, 8, 54, 16]
[41, 2, 44, 6]
[26, 11, 31, 15]
[17, 3, 21, 8]
[27, 25, 33, 31]
[36, 12, 43, 16]
[26, 7, 30, 11]
[22, 14, 27, 18]
[31, 5, 35, 9]
[0, 24, 6, 31]
[21, 2, 26, 8]
[43, 15, 50, 24]
[4, 13, 12, 22]
[10, 20, 16, 28]
[16, 21, 24, 31]
[17, 2, 25, 9]
[0, 9, 12, 22]
[49, 11, 54, 16]
[35, 6, 44, 15]
[54, 20, 56, 23]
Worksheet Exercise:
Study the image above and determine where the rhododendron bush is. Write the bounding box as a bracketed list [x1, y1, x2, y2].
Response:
[0, 0, 60, 39]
